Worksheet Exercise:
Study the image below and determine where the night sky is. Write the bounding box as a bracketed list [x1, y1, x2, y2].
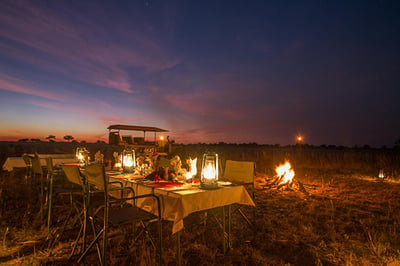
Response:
[0, 0, 399, 146]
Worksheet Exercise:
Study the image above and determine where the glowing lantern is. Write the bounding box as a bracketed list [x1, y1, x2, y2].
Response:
[76, 147, 89, 165]
[378, 169, 385, 180]
[122, 148, 136, 173]
[200, 153, 218, 189]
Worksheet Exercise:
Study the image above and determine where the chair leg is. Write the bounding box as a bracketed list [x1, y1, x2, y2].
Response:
[47, 174, 53, 231]
[222, 207, 226, 254]
[102, 220, 108, 266]
[70, 222, 84, 258]
[228, 205, 232, 249]
[78, 214, 104, 265]
[40, 174, 44, 217]
[78, 227, 105, 264]
[158, 218, 163, 265]
[49, 193, 81, 248]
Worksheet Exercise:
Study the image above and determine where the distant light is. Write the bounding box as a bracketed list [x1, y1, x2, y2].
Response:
[160, 136, 164, 141]
[297, 135, 303, 142]
[378, 169, 385, 179]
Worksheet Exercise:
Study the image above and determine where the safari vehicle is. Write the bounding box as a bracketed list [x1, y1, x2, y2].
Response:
[108, 124, 170, 153]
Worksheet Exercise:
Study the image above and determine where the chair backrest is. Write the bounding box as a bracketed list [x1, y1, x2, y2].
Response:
[61, 164, 82, 186]
[46, 157, 54, 173]
[223, 160, 255, 184]
[22, 153, 32, 167]
[31, 153, 43, 175]
[85, 164, 107, 191]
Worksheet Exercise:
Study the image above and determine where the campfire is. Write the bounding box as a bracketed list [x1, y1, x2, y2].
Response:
[275, 161, 295, 185]
[263, 161, 308, 195]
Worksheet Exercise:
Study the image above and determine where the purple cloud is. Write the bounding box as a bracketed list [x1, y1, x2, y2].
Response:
[0, 74, 63, 101]
[0, 1, 180, 93]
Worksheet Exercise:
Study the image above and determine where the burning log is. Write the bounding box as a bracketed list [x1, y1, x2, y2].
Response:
[262, 161, 308, 196]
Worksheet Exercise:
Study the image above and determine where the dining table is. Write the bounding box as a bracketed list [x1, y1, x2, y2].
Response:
[2, 154, 78, 172]
[107, 171, 255, 264]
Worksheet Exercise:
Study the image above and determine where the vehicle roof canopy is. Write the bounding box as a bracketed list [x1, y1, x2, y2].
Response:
[107, 124, 168, 132]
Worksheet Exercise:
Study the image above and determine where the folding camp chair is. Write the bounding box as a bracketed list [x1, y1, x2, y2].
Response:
[22, 153, 33, 181]
[222, 160, 256, 243]
[48, 164, 86, 257]
[78, 164, 162, 265]
[31, 153, 46, 216]
[46, 159, 82, 231]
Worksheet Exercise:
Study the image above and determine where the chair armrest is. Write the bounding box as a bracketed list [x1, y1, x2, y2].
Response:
[108, 186, 135, 195]
[108, 181, 123, 187]
[124, 193, 162, 217]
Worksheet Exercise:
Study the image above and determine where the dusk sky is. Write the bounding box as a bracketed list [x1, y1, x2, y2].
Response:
[0, 0, 399, 146]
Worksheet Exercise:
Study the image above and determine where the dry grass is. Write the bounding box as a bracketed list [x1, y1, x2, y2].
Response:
[2, 168, 400, 265]
[1, 143, 400, 265]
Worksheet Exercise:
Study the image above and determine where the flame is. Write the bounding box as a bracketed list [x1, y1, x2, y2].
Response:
[379, 169, 385, 179]
[77, 153, 84, 162]
[276, 161, 295, 184]
[203, 162, 216, 180]
[114, 154, 122, 168]
[185, 158, 197, 180]
[123, 155, 135, 167]
[77, 151, 88, 163]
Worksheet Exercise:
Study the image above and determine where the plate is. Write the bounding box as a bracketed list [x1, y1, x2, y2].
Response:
[115, 174, 145, 180]
[217, 181, 232, 186]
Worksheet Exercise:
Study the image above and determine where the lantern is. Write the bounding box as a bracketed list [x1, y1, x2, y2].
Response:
[76, 147, 89, 165]
[200, 152, 218, 189]
[378, 169, 385, 180]
[122, 148, 136, 173]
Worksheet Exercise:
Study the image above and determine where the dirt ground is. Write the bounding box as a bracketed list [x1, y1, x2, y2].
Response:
[2, 167, 400, 265]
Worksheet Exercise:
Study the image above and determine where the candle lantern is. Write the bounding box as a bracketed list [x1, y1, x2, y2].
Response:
[122, 148, 136, 173]
[200, 152, 218, 189]
[378, 169, 385, 180]
[76, 147, 89, 165]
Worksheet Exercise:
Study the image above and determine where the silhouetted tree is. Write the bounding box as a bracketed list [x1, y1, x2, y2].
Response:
[46, 135, 56, 142]
[30, 138, 41, 142]
[64, 135, 74, 142]
[18, 138, 29, 142]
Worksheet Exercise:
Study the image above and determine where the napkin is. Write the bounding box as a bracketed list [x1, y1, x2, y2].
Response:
[147, 181, 184, 188]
